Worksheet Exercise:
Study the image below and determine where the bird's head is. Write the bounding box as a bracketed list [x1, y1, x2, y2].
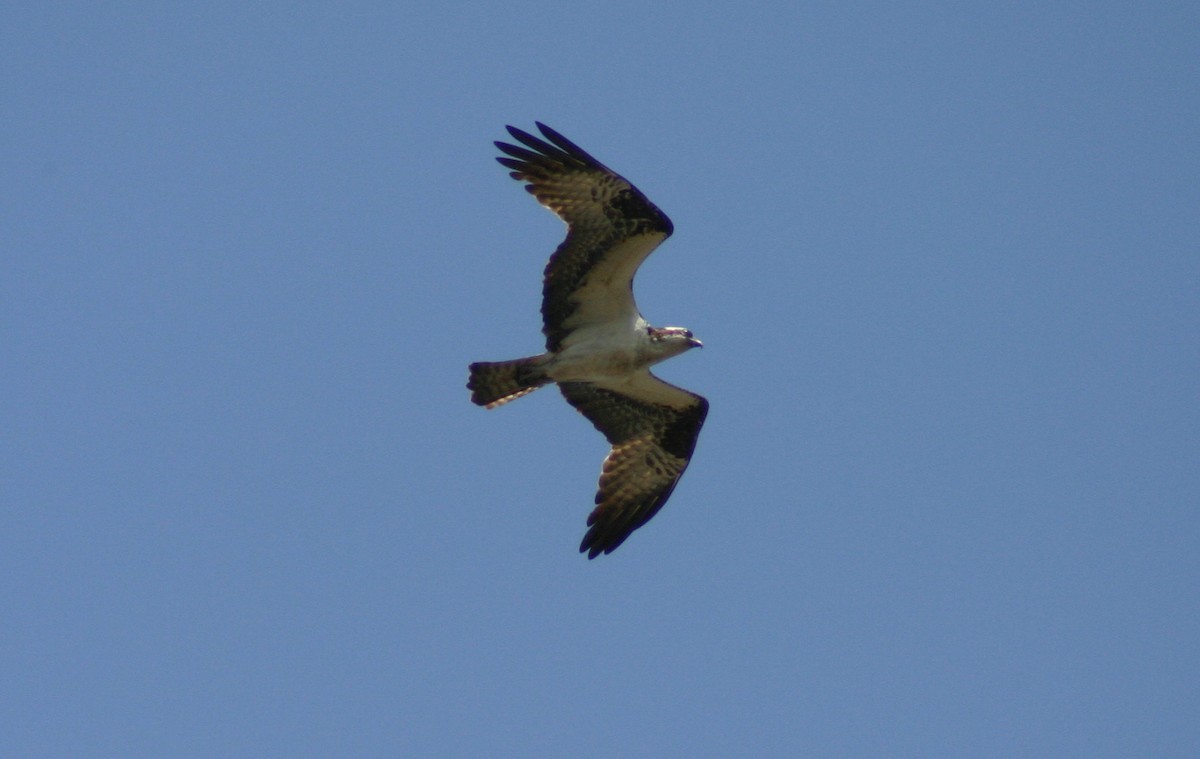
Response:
[647, 326, 703, 358]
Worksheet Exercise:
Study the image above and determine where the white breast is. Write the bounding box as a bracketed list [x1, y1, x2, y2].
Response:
[544, 317, 650, 382]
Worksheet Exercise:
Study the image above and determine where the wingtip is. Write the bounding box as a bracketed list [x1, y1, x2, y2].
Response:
[579, 527, 602, 559]
[579, 540, 606, 560]
[505, 124, 538, 145]
[579, 523, 630, 559]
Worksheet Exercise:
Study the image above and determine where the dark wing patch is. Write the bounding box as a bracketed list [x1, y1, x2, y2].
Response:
[558, 375, 708, 558]
[496, 123, 673, 352]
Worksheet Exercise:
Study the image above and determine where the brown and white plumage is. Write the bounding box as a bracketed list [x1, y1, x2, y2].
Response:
[468, 123, 707, 558]
[560, 375, 707, 558]
[495, 123, 674, 353]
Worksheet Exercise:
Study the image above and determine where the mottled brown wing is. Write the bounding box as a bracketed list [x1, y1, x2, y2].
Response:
[495, 123, 674, 352]
[558, 371, 708, 558]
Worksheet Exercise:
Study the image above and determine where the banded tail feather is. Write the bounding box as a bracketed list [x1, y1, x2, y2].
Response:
[467, 357, 550, 409]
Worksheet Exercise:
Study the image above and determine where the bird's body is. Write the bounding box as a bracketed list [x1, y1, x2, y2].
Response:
[468, 123, 707, 558]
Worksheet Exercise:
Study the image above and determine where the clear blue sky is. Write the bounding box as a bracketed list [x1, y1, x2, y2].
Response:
[4, 3, 1197, 757]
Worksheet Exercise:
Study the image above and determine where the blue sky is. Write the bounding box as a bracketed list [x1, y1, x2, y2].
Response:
[3, 3, 1198, 757]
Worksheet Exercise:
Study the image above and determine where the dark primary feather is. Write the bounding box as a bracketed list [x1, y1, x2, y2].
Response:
[495, 123, 674, 352]
[558, 378, 708, 558]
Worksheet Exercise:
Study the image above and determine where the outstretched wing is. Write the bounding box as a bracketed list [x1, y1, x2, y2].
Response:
[496, 123, 674, 352]
[558, 371, 708, 558]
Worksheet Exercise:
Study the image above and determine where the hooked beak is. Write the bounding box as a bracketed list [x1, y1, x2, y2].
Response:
[688, 337, 704, 348]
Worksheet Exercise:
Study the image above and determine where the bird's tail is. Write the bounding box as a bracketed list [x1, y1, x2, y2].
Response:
[467, 356, 550, 409]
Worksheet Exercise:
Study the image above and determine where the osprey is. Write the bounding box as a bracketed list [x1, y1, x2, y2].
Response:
[468, 123, 708, 558]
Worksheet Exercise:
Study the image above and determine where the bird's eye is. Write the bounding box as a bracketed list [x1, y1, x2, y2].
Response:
[683, 330, 693, 338]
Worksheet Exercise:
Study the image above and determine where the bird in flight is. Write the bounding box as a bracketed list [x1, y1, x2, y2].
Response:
[467, 123, 708, 558]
